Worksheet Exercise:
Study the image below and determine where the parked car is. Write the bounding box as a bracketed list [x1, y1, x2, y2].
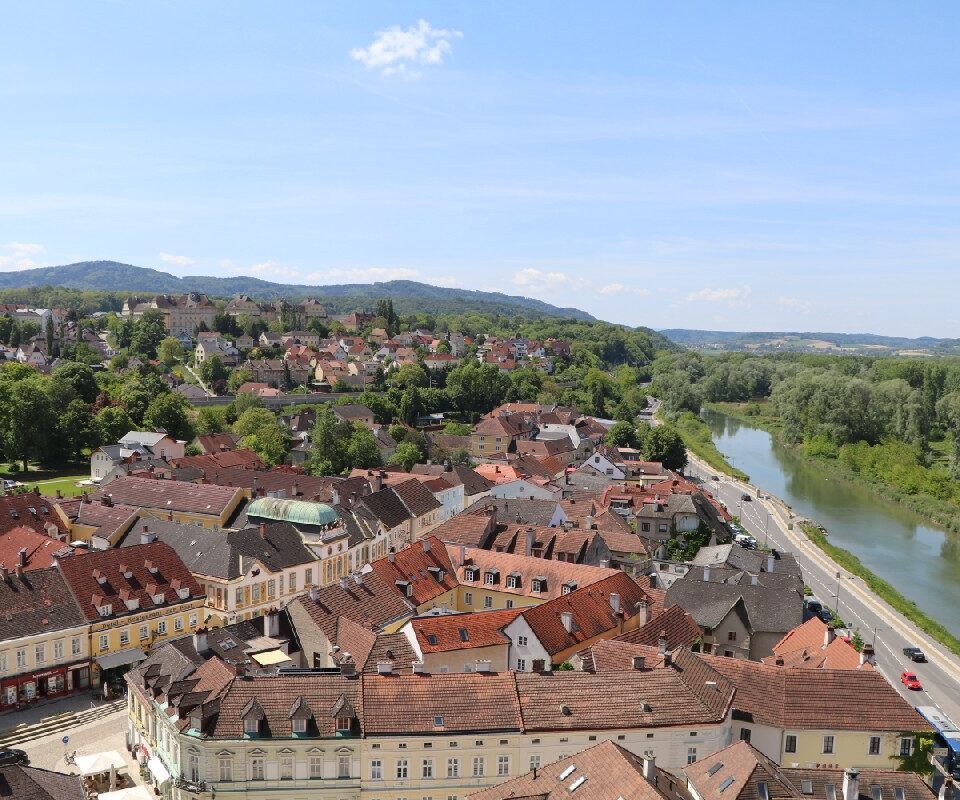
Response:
[711, 475, 720, 481]
[902, 646, 927, 663]
[0, 748, 28, 766]
[900, 671, 923, 691]
[805, 599, 823, 614]
[817, 608, 835, 623]
[741, 493, 752, 501]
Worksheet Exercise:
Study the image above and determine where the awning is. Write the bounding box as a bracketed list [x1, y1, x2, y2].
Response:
[147, 756, 171, 785]
[252, 649, 293, 667]
[96, 648, 146, 670]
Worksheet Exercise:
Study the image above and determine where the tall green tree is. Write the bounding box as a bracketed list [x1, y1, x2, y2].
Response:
[143, 393, 195, 442]
[95, 406, 135, 445]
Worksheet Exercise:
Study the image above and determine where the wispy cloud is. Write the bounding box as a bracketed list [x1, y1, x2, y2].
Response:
[159, 252, 194, 266]
[512, 267, 584, 292]
[598, 282, 649, 296]
[776, 295, 810, 314]
[685, 286, 752, 306]
[0, 242, 44, 270]
[306, 266, 420, 283]
[351, 19, 462, 78]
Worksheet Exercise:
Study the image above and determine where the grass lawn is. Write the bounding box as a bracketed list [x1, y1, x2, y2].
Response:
[0, 463, 91, 497]
[22, 475, 90, 497]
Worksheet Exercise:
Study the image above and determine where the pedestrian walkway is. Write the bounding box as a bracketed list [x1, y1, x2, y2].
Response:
[0, 696, 125, 747]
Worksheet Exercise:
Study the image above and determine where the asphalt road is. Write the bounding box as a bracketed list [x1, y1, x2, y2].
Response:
[686, 455, 960, 726]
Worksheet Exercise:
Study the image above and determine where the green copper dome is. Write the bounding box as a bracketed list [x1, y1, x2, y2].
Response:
[247, 497, 339, 527]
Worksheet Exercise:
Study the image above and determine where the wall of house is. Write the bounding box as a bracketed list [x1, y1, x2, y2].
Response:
[703, 611, 752, 659]
[779, 729, 914, 770]
[489, 481, 558, 501]
[420, 643, 510, 674]
[503, 617, 552, 671]
[749, 631, 786, 661]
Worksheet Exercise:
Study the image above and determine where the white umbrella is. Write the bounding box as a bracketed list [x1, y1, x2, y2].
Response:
[99, 788, 153, 800]
[74, 750, 127, 777]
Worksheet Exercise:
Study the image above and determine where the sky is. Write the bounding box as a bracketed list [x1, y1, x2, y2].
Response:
[1, 2, 958, 336]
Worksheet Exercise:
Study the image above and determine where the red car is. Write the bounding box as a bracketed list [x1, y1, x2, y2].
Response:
[901, 671, 922, 691]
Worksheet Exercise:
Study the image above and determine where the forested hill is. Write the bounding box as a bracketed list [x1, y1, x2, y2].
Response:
[660, 328, 960, 355]
[0, 261, 595, 321]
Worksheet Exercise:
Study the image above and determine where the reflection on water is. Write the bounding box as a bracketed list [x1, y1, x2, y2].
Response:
[702, 409, 960, 637]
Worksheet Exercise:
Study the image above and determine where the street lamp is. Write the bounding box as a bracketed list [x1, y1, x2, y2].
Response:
[834, 571, 843, 613]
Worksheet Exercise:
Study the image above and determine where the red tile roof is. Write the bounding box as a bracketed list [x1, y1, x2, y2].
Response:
[0, 493, 69, 538]
[763, 617, 869, 670]
[93, 475, 243, 516]
[411, 609, 522, 653]
[369, 536, 458, 607]
[0, 526, 66, 571]
[57, 541, 202, 621]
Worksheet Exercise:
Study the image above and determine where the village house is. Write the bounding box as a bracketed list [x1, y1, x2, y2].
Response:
[92, 475, 247, 528]
[90, 430, 186, 482]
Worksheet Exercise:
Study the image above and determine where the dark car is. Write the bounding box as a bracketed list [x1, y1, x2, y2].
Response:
[903, 647, 927, 663]
[741, 493, 752, 501]
[817, 608, 835, 623]
[805, 600, 823, 614]
[0, 748, 28, 766]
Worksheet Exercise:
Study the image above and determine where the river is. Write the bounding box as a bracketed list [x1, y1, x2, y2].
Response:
[702, 408, 960, 638]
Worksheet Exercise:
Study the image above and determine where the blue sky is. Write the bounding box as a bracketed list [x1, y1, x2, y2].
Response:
[1, 2, 958, 336]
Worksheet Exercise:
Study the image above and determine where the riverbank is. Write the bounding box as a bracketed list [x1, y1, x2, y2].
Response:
[708, 401, 960, 534]
[672, 410, 750, 481]
[799, 521, 960, 657]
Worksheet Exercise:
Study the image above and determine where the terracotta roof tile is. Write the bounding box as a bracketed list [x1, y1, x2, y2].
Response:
[370, 536, 458, 607]
[93, 475, 242, 516]
[412, 609, 522, 653]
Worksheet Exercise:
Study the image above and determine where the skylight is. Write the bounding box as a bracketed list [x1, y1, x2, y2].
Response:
[569, 776, 587, 792]
[707, 763, 723, 777]
[559, 765, 576, 780]
[458, 628, 469, 642]
[719, 778, 735, 792]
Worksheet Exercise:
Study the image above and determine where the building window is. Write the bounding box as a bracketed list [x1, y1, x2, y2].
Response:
[98, 635, 109, 652]
[310, 755, 323, 778]
[397, 759, 409, 779]
[72, 638, 81, 655]
[516, 659, 526, 671]
[785, 735, 797, 753]
[823, 736, 835, 755]
[899, 738, 913, 757]
[529, 755, 541, 771]
[484, 573, 495, 586]
[506, 575, 519, 589]
[280, 755, 294, 780]
[740, 728, 751, 743]
[157, 620, 167, 635]
[497, 756, 510, 776]
[305, 568, 313, 586]
[235, 588, 243, 606]
[371, 760, 382, 780]
[54, 640, 63, 661]
[687, 748, 697, 765]
[139, 625, 149, 641]
[728, 631, 737, 641]
[447, 759, 459, 778]
[174, 618, 183, 632]
[506, 599, 514, 609]
[119, 630, 129, 646]
[338, 755, 351, 778]
[35, 644, 45, 664]
[14, 649, 25, 669]
[189, 613, 198, 627]
[464, 592, 472, 605]
[268, 579, 276, 598]
[472, 757, 484, 777]
[517, 635, 528, 646]
[243, 718, 258, 735]
[218, 756, 233, 782]
[337, 716, 352, 732]
[422, 759, 434, 779]
[251, 757, 264, 781]
[0, 654, 5, 673]
[869, 736, 881, 755]
[532, 579, 545, 593]
[252, 583, 261, 602]
[289, 573, 297, 592]
[484, 596, 493, 609]
[188, 753, 199, 782]
[292, 718, 307, 733]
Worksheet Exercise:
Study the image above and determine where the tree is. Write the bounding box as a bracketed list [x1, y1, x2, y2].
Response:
[507, 367, 543, 403]
[157, 337, 184, 367]
[605, 420, 640, 449]
[95, 406, 135, 445]
[346, 423, 383, 469]
[196, 406, 227, 435]
[129, 309, 167, 359]
[582, 368, 614, 417]
[227, 366, 255, 393]
[45, 316, 55, 356]
[445, 362, 510, 415]
[198, 354, 229, 388]
[61, 399, 96, 461]
[389, 440, 424, 472]
[143, 393, 195, 442]
[233, 407, 280, 438]
[640, 423, 688, 471]
[388, 363, 429, 390]
[306, 406, 351, 475]
[240, 424, 289, 467]
[7, 378, 56, 470]
[52, 362, 99, 404]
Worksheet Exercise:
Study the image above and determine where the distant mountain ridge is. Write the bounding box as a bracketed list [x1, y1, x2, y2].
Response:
[0, 261, 596, 321]
[661, 328, 960, 355]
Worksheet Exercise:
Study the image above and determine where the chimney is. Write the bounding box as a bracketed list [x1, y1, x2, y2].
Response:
[14, 565, 23, 579]
[585, 514, 595, 530]
[291, 482, 299, 497]
[388, 549, 396, 564]
[339, 577, 349, 589]
[263, 609, 279, 637]
[648, 572, 658, 590]
[642, 755, 656, 784]
[18, 548, 27, 568]
[632, 655, 646, 671]
[750, 573, 759, 586]
[657, 631, 668, 655]
[459, 546, 467, 566]
[0, 563, 7, 581]
[193, 627, 209, 655]
[376, 661, 394, 675]
[767, 554, 775, 573]
[637, 598, 649, 625]
[609, 592, 621, 614]
[842, 769, 860, 800]
[332, 487, 341, 505]
[339, 657, 356, 677]
[560, 611, 574, 633]
[371, 472, 383, 493]
[526, 528, 535, 556]
[412, 661, 425, 674]
[860, 644, 875, 666]
[422, 538, 431, 554]
[702, 566, 710, 582]
[309, 587, 319, 602]
[825, 625, 836, 647]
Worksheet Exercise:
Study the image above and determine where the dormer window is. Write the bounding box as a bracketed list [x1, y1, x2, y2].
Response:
[506, 572, 521, 589]
[94, 570, 107, 585]
[125, 598, 140, 611]
[336, 716, 351, 732]
[153, 593, 165, 605]
[484, 569, 499, 586]
[464, 567, 478, 582]
[532, 577, 547, 593]
[97, 604, 113, 617]
[562, 581, 577, 595]
[145, 560, 158, 574]
[176, 587, 190, 600]
[119, 565, 132, 579]
[292, 718, 307, 733]
[243, 718, 259, 734]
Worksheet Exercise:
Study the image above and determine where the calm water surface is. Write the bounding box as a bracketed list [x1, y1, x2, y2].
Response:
[702, 409, 960, 638]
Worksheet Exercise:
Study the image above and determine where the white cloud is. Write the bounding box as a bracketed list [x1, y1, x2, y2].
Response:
[0, 242, 44, 270]
[776, 295, 810, 314]
[306, 267, 420, 283]
[598, 282, 650, 297]
[159, 252, 194, 266]
[512, 267, 583, 292]
[430, 275, 463, 288]
[685, 286, 752, 305]
[350, 19, 462, 77]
